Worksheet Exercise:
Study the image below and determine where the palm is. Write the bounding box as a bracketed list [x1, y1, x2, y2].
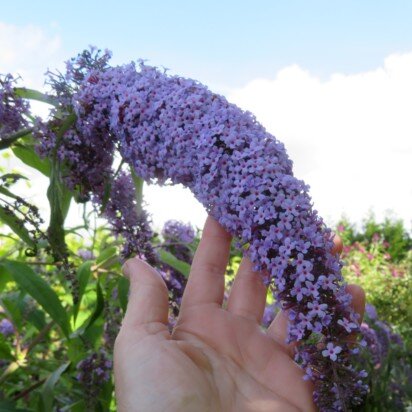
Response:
[116, 305, 313, 412]
[114, 216, 364, 412]
[172, 302, 314, 411]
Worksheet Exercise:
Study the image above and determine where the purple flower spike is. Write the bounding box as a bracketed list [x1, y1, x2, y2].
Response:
[0, 74, 30, 139]
[34, 48, 368, 411]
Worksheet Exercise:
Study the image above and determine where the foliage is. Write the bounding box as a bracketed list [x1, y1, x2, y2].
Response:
[336, 212, 412, 262]
[338, 224, 412, 346]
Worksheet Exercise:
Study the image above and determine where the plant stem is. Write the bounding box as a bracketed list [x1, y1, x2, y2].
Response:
[131, 169, 143, 216]
[0, 128, 33, 150]
[13, 377, 46, 401]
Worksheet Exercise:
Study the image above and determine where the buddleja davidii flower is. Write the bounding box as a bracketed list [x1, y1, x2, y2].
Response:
[36, 50, 156, 263]
[100, 171, 157, 263]
[34, 47, 116, 201]
[159, 220, 195, 321]
[72, 61, 366, 411]
[297, 342, 368, 411]
[0, 74, 30, 139]
[360, 304, 404, 368]
[76, 350, 112, 406]
[162, 220, 195, 244]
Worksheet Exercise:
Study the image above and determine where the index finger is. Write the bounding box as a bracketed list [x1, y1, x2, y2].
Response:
[179, 215, 232, 312]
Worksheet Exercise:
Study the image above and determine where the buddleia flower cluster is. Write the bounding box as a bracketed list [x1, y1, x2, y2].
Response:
[30, 48, 367, 410]
[34, 50, 156, 263]
[0, 74, 30, 141]
[76, 350, 112, 403]
[360, 303, 403, 366]
[159, 220, 195, 323]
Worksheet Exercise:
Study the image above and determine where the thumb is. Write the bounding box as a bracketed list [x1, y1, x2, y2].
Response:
[121, 257, 169, 332]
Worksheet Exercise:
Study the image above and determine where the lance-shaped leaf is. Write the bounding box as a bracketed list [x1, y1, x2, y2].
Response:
[117, 276, 130, 313]
[158, 249, 191, 277]
[0, 173, 28, 185]
[0, 205, 35, 248]
[72, 261, 92, 322]
[131, 169, 144, 215]
[0, 400, 30, 411]
[84, 279, 104, 332]
[71, 279, 104, 337]
[12, 143, 51, 177]
[47, 160, 68, 260]
[14, 87, 59, 107]
[0, 128, 32, 150]
[40, 362, 71, 411]
[1, 261, 71, 338]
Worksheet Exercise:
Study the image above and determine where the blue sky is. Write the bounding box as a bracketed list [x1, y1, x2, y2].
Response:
[2, 1, 412, 230]
[4, 0, 412, 88]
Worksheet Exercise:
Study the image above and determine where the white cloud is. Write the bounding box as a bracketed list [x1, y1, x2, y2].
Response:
[0, 22, 63, 227]
[2, 25, 410, 232]
[0, 22, 62, 90]
[225, 52, 412, 230]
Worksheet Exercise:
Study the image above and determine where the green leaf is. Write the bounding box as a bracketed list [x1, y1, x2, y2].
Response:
[0, 400, 31, 412]
[0, 128, 32, 150]
[57, 112, 76, 137]
[26, 308, 46, 331]
[46, 159, 68, 260]
[0, 265, 13, 291]
[117, 276, 130, 313]
[0, 185, 20, 200]
[95, 246, 120, 270]
[0, 205, 36, 248]
[40, 362, 70, 411]
[0, 173, 28, 184]
[0, 294, 23, 330]
[97, 380, 114, 409]
[96, 246, 118, 265]
[72, 261, 92, 322]
[61, 187, 72, 222]
[158, 249, 191, 277]
[0, 335, 14, 360]
[1, 260, 71, 337]
[12, 144, 51, 177]
[85, 279, 104, 332]
[71, 279, 104, 338]
[60, 400, 85, 412]
[14, 87, 59, 107]
[131, 170, 144, 215]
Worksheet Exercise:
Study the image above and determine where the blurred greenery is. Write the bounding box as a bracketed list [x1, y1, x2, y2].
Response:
[0, 130, 411, 410]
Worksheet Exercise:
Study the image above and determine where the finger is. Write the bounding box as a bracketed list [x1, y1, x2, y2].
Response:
[179, 215, 232, 311]
[332, 234, 343, 255]
[266, 235, 343, 354]
[226, 256, 268, 322]
[266, 310, 296, 357]
[121, 257, 169, 332]
[345, 283, 366, 344]
[267, 284, 366, 355]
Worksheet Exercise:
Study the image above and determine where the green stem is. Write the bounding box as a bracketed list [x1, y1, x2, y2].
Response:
[0, 128, 33, 150]
[131, 169, 144, 216]
[13, 377, 46, 401]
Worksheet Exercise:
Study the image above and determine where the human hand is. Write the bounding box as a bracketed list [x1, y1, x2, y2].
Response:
[114, 216, 365, 412]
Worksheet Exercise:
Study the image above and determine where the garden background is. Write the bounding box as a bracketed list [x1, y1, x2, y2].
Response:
[1, 1, 411, 410]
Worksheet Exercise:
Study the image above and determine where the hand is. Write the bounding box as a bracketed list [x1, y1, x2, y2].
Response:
[114, 216, 365, 412]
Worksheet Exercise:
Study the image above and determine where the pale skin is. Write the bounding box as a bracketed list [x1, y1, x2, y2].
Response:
[114, 216, 365, 412]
